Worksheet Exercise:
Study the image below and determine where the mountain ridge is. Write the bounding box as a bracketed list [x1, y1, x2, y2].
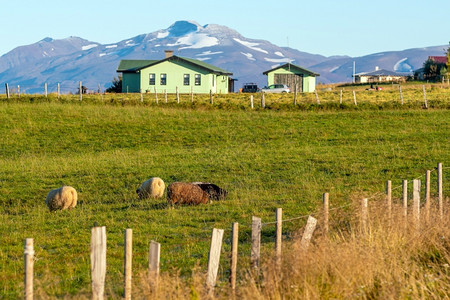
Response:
[0, 21, 447, 93]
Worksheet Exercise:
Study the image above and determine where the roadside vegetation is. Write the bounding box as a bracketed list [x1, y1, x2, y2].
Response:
[0, 86, 449, 298]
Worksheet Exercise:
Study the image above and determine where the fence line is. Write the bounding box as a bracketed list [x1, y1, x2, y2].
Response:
[20, 163, 447, 297]
[3, 82, 449, 109]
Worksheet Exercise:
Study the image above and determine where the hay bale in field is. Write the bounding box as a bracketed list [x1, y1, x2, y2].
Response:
[136, 177, 165, 199]
[45, 185, 78, 212]
[191, 182, 228, 201]
[167, 182, 210, 206]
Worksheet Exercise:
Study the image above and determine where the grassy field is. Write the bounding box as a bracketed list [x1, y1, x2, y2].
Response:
[0, 92, 449, 298]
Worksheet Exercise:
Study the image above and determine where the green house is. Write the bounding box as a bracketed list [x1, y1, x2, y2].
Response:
[117, 51, 234, 94]
[263, 63, 319, 93]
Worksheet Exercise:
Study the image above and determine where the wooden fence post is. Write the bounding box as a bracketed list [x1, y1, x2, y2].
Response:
[44, 83, 48, 98]
[79, 81, 83, 101]
[124, 229, 132, 300]
[164, 89, 167, 103]
[300, 216, 317, 251]
[425, 170, 431, 222]
[57, 83, 60, 99]
[413, 179, 420, 228]
[140, 89, 143, 103]
[275, 208, 282, 265]
[17, 85, 20, 98]
[402, 180, 408, 218]
[386, 180, 392, 220]
[230, 222, 238, 290]
[206, 228, 224, 288]
[294, 84, 297, 105]
[261, 92, 265, 108]
[91, 226, 107, 300]
[251, 216, 261, 269]
[154, 87, 158, 104]
[191, 86, 193, 103]
[314, 89, 320, 104]
[422, 85, 428, 108]
[24, 238, 34, 300]
[323, 193, 329, 235]
[210, 89, 213, 105]
[353, 90, 357, 106]
[148, 240, 160, 294]
[176, 86, 179, 103]
[399, 85, 404, 105]
[437, 162, 443, 219]
[339, 89, 343, 104]
[250, 95, 254, 109]
[5, 83, 10, 99]
[361, 198, 368, 232]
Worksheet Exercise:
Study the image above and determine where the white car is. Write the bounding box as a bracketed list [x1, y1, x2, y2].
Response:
[261, 84, 290, 93]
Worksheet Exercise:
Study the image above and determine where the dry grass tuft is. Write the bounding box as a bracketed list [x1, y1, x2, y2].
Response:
[127, 198, 450, 299]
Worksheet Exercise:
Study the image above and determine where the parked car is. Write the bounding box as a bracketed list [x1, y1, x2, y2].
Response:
[260, 84, 290, 93]
[241, 83, 259, 93]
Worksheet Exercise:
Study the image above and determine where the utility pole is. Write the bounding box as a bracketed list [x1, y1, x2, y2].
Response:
[353, 61, 356, 83]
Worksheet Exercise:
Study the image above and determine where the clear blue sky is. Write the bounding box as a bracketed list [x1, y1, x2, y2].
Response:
[1, 0, 448, 57]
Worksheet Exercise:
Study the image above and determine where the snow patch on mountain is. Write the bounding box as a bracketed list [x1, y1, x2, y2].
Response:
[264, 57, 293, 63]
[329, 66, 340, 73]
[105, 45, 117, 48]
[233, 38, 268, 54]
[82, 44, 98, 51]
[157, 31, 169, 39]
[241, 52, 256, 61]
[275, 51, 284, 57]
[196, 57, 211, 61]
[167, 33, 218, 49]
[196, 50, 223, 56]
[394, 57, 413, 72]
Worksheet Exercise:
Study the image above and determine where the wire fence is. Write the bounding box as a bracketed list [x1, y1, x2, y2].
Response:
[2, 81, 450, 108]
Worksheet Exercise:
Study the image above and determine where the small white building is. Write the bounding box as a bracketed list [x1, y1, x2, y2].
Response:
[354, 67, 407, 83]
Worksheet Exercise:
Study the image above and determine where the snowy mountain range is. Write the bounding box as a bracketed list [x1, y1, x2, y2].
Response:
[0, 20, 447, 93]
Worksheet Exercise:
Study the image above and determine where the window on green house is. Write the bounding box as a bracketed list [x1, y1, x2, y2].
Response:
[149, 73, 155, 85]
[184, 74, 190, 85]
[160, 73, 167, 85]
[195, 74, 201, 85]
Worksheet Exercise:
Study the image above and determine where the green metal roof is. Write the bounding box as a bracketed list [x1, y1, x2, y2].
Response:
[180, 57, 232, 75]
[116, 56, 232, 75]
[263, 63, 319, 76]
[117, 60, 158, 72]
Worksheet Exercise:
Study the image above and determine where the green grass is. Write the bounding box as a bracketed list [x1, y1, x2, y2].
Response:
[0, 99, 449, 298]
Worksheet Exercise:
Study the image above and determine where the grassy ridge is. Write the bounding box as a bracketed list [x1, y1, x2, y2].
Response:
[0, 100, 449, 298]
